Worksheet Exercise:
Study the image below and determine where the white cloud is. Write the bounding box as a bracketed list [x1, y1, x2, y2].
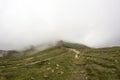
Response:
[0, 0, 120, 49]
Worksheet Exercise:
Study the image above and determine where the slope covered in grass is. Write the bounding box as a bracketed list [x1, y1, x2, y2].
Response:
[0, 47, 75, 80]
[83, 47, 120, 80]
[0, 41, 120, 80]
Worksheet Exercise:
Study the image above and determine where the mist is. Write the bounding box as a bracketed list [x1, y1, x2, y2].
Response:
[0, 0, 120, 50]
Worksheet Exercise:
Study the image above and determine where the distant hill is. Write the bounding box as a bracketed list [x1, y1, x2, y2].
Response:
[0, 41, 120, 80]
[0, 50, 20, 58]
[56, 40, 90, 50]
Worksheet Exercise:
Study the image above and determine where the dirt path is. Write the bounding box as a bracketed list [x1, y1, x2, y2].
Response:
[69, 49, 87, 80]
[69, 49, 80, 59]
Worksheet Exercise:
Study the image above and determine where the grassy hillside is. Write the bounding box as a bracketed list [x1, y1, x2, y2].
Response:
[0, 47, 75, 80]
[83, 47, 120, 80]
[0, 41, 120, 80]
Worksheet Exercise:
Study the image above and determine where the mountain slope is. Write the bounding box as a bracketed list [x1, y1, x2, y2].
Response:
[0, 41, 120, 80]
[83, 47, 120, 80]
[0, 47, 75, 80]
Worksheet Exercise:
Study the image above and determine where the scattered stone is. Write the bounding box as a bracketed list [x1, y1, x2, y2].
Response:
[115, 60, 118, 63]
[75, 54, 79, 59]
[30, 77, 35, 80]
[51, 69, 54, 73]
[60, 71, 64, 74]
[47, 67, 51, 70]
[86, 77, 88, 79]
[48, 62, 50, 64]
[56, 64, 60, 67]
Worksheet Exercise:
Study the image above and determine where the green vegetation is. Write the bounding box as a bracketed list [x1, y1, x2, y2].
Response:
[83, 47, 120, 80]
[0, 41, 120, 80]
[57, 40, 90, 52]
[0, 47, 75, 80]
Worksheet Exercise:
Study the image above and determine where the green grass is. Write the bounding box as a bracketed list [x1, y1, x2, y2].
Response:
[0, 47, 75, 80]
[0, 42, 120, 80]
[84, 47, 120, 80]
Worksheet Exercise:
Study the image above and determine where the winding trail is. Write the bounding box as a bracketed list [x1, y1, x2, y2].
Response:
[69, 49, 87, 80]
[69, 49, 80, 59]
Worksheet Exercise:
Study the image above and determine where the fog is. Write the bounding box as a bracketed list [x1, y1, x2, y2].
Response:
[0, 0, 120, 50]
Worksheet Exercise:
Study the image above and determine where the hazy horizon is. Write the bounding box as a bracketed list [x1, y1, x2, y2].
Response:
[0, 0, 120, 50]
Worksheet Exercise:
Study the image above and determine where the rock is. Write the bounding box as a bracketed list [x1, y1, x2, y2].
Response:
[60, 71, 64, 74]
[51, 69, 54, 73]
[56, 64, 59, 67]
[47, 67, 51, 70]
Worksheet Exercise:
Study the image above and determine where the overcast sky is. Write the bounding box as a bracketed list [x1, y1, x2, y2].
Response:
[0, 0, 120, 50]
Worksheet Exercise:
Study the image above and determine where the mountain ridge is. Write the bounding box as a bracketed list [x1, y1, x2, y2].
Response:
[0, 41, 120, 80]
